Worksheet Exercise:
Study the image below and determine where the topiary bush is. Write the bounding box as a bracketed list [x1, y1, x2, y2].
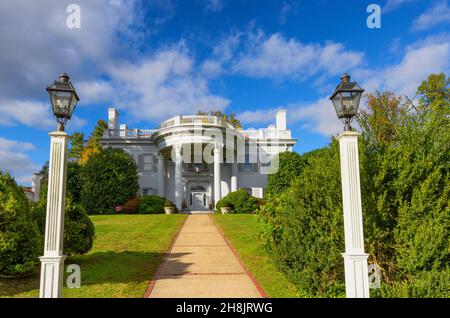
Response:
[216, 189, 258, 214]
[64, 198, 95, 256]
[0, 172, 42, 276]
[139, 195, 166, 214]
[80, 148, 139, 214]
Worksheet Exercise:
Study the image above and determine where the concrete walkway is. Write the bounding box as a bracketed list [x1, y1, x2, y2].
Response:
[145, 215, 264, 298]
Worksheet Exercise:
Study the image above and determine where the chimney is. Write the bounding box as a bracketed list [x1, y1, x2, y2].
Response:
[108, 108, 119, 130]
[31, 173, 42, 202]
[276, 110, 287, 130]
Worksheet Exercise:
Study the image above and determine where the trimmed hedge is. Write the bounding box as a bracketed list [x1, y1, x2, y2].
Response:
[139, 195, 166, 214]
[216, 189, 258, 214]
[0, 173, 41, 276]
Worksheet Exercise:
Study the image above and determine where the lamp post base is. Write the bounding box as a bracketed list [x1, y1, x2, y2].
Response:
[342, 253, 370, 298]
[39, 255, 66, 298]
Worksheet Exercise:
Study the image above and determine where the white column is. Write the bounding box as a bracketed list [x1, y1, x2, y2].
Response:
[231, 163, 238, 192]
[39, 131, 69, 298]
[213, 143, 222, 208]
[158, 155, 165, 197]
[174, 145, 183, 211]
[337, 131, 369, 298]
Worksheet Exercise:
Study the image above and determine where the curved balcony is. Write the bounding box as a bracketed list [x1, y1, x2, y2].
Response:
[159, 115, 235, 130]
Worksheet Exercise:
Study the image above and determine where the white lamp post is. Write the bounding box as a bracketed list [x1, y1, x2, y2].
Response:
[330, 74, 370, 298]
[39, 73, 79, 298]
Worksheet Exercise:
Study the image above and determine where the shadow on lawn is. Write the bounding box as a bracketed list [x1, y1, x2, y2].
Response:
[0, 251, 192, 297]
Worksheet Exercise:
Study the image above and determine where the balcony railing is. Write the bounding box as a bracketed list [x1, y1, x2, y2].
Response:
[102, 129, 156, 139]
[159, 115, 234, 129]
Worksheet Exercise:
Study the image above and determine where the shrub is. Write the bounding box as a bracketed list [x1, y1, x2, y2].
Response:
[139, 195, 166, 214]
[216, 189, 258, 214]
[260, 143, 345, 297]
[80, 148, 139, 214]
[66, 162, 83, 204]
[0, 172, 41, 276]
[123, 197, 141, 214]
[372, 270, 450, 298]
[31, 198, 95, 256]
[38, 161, 83, 205]
[64, 199, 95, 256]
[259, 74, 450, 297]
[265, 151, 306, 197]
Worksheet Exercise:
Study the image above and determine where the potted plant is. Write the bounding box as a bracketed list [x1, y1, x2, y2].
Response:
[164, 200, 175, 214]
[220, 201, 233, 214]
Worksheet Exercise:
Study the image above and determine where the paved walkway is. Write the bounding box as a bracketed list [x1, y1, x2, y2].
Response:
[145, 215, 264, 298]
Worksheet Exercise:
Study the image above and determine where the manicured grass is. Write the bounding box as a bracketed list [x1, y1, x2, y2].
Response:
[0, 214, 186, 298]
[212, 214, 300, 298]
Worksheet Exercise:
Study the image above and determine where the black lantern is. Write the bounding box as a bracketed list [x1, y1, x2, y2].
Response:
[46, 73, 79, 131]
[329, 73, 364, 131]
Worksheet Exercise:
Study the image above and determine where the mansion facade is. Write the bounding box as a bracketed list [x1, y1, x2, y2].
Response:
[100, 108, 296, 211]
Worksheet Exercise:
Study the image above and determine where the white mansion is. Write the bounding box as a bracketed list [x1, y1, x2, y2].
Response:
[100, 108, 296, 211]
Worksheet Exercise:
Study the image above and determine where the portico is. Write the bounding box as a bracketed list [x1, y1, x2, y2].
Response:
[100, 110, 296, 211]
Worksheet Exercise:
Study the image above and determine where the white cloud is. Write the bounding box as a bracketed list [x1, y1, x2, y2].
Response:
[412, 1, 450, 31]
[77, 80, 115, 105]
[0, 137, 34, 151]
[383, 0, 418, 13]
[238, 35, 450, 137]
[108, 46, 230, 121]
[0, 99, 54, 129]
[358, 35, 450, 96]
[0, 138, 39, 184]
[238, 98, 341, 137]
[0, 0, 142, 100]
[239, 109, 279, 124]
[0, 98, 86, 130]
[232, 32, 364, 80]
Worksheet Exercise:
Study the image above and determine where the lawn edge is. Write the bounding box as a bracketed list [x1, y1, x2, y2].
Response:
[210, 214, 269, 298]
[143, 215, 188, 298]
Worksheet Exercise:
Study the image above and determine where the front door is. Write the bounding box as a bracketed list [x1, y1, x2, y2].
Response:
[192, 192, 205, 210]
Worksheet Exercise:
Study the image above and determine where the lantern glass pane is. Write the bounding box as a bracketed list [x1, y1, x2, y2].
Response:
[331, 94, 343, 118]
[53, 91, 72, 117]
[340, 92, 354, 116]
[351, 92, 362, 114]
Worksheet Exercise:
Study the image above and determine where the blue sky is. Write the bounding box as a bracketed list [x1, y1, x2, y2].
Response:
[0, 0, 449, 184]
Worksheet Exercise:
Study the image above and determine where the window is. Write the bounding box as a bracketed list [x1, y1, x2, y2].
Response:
[143, 155, 153, 171]
[139, 154, 153, 172]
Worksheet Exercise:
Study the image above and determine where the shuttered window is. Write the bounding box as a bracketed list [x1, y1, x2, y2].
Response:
[138, 154, 153, 172]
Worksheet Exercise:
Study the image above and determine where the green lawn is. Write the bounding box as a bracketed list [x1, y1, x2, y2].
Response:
[0, 214, 186, 298]
[212, 214, 300, 298]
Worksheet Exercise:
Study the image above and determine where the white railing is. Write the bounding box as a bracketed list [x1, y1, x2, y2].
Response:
[159, 115, 234, 129]
[102, 129, 156, 139]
